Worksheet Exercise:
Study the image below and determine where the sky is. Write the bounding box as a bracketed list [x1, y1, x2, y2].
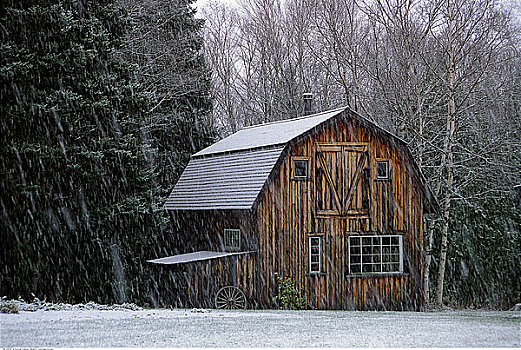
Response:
[193, 0, 521, 24]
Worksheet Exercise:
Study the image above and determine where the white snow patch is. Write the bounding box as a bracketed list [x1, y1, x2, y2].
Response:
[1, 308, 520, 347]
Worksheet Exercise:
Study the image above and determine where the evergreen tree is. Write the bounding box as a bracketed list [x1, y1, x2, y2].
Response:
[0, 0, 160, 303]
[444, 196, 521, 309]
[118, 0, 218, 305]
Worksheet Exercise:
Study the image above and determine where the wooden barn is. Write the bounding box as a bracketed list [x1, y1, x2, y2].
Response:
[149, 106, 436, 311]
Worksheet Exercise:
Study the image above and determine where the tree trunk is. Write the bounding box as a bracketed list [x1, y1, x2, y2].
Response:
[436, 104, 455, 307]
[436, 3, 456, 305]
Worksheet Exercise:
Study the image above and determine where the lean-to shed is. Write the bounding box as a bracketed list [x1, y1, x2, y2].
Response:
[150, 106, 436, 310]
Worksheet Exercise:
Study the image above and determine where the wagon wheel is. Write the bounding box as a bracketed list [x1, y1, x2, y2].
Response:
[215, 286, 247, 309]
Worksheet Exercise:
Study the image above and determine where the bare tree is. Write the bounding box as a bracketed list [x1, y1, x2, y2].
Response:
[422, 0, 520, 307]
[200, 0, 521, 308]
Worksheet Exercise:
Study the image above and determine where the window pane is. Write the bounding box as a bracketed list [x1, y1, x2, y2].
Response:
[349, 235, 402, 275]
[224, 229, 240, 250]
[294, 160, 308, 178]
[377, 161, 389, 179]
[309, 237, 321, 273]
[362, 264, 373, 273]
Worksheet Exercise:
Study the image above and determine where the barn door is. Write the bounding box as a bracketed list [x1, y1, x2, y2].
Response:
[315, 143, 369, 217]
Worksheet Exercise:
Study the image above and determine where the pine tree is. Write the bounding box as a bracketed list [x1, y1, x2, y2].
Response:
[0, 0, 160, 303]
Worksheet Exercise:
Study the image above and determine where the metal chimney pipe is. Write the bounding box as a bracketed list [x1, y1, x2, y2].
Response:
[303, 92, 313, 116]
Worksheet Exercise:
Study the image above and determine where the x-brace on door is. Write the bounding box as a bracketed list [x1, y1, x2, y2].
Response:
[315, 142, 370, 218]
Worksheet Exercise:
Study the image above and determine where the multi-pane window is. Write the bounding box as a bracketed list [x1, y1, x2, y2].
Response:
[309, 236, 322, 273]
[224, 229, 241, 251]
[348, 235, 402, 274]
[376, 160, 389, 180]
[292, 158, 309, 179]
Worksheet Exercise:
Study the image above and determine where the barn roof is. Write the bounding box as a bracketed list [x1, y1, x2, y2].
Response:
[194, 107, 345, 157]
[163, 147, 284, 210]
[165, 107, 437, 212]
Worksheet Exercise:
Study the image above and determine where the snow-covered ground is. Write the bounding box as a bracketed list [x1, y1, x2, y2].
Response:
[1, 308, 520, 347]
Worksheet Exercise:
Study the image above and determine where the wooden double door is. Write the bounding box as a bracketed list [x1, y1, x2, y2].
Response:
[315, 143, 370, 219]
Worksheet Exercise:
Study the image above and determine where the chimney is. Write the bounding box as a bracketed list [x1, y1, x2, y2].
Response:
[303, 92, 313, 116]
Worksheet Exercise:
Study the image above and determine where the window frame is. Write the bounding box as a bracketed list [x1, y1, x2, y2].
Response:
[292, 156, 310, 180]
[223, 228, 241, 251]
[348, 235, 403, 275]
[376, 159, 390, 181]
[308, 236, 322, 274]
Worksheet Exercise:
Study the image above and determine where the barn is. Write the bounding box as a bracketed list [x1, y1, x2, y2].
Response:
[149, 106, 437, 311]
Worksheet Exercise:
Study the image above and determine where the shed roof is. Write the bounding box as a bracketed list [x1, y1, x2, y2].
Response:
[147, 251, 256, 265]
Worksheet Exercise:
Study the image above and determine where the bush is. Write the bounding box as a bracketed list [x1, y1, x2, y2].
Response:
[0, 297, 19, 314]
[272, 273, 306, 310]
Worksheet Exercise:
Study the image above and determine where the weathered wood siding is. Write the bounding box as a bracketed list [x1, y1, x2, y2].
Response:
[167, 210, 258, 253]
[255, 113, 425, 310]
[151, 253, 257, 308]
[151, 210, 259, 308]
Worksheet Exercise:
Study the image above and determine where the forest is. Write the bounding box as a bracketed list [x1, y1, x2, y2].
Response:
[1, 0, 520, 310]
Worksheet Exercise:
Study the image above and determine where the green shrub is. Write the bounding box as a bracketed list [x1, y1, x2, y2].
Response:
[272, 273, 306, 310]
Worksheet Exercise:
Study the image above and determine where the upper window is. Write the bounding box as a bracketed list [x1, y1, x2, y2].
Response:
[376, 160, 389, 180]
[292, 157, 309, 180]
[309, 236, 322, 274]
[224, 229, 241, 251]
[348, 235, 403, 274]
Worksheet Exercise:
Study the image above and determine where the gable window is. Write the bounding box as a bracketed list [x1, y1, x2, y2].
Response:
[376, 160, 389, 180]
[309, 236, 322, 274]
[348, 235, 403, 274]
[292, 157, 309, 180]
[224, 229, 241, 251]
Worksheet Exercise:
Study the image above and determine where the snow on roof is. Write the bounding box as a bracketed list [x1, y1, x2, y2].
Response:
[164, 147, 283, 210]
[194, 107, 346, 157]
[147, 250, 256, 265]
